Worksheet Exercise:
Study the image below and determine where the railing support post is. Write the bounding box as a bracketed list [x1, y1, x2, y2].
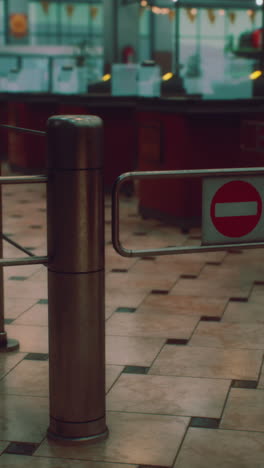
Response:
[0, 165, 19, 352]
[46, 115, 108, 443]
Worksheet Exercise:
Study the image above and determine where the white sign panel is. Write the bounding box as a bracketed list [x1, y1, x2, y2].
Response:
[202, 176, 264, 245]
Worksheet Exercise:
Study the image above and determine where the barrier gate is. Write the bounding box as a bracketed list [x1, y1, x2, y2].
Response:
[112, 167, 264, 257]
[1, 114, 264, 446]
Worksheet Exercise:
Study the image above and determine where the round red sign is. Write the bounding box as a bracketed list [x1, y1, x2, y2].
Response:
[210, 180, 262, 238]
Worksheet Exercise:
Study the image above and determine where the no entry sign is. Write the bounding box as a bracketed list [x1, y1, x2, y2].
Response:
[203, 176, 264, 245]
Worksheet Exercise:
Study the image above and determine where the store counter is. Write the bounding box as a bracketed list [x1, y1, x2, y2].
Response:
[1, 93, 264, 227]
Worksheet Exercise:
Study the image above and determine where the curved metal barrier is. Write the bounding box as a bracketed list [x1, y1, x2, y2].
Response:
[112, 167, 264, 257]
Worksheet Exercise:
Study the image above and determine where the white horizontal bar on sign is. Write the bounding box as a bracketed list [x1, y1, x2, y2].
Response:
[215, 201, 258, 218]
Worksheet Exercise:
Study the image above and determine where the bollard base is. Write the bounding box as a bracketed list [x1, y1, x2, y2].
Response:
[0, 334, 19, 352]
[47, 420, 109, 445]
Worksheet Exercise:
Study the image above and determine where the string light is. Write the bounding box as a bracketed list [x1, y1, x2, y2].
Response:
[249, 70, 262, 80]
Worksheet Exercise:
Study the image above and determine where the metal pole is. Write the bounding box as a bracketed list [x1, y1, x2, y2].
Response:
[0, 162, 19, 352]
[46, 115, 108, 443]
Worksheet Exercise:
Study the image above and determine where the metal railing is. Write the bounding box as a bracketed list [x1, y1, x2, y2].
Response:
[0, 116, 108, 444]
[112, 167, 264, 257]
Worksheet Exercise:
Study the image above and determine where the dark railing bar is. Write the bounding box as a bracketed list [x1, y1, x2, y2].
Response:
[0, 256, 48, 267]
[2, 234, 36, 258]
[0, 124, 46, 136]
[0, 175, 47, 184]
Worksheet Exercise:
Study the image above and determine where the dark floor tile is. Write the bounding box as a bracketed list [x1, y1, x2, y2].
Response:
[24, 353, 49, 361]
[231, 380, 258, 389]
[229, 297, 248, 302]
[200, 316, 221, 322]
[166, 338, 188, 345]
[151, 290, 169, 295]
[190, 417, 220, 429]
[140, 257, 156, 261]
[37, 299, 48, 304]
[254, 281, 264, 286]
[11, 214, 22, 219]
[4, 318, 14, 324]
[4, 442, 39, 456]
[111, 269, 128, 273]
[227, 249, 243, 254]
[29, 225, 42, 229]
[180, 274, 197, 279]
[115, 307, 136, 313]
[24, 247, 36, 251]
[205, 262, 222, 266]
[138, 465, 170, 468]
[19, 200, 30, 204]
[123, 366, 150, 374]
[9, 276, 27, 281]
[133, 232, 147, 236]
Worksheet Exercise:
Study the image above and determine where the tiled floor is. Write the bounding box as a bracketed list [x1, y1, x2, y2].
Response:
[1, 163, 264, 467]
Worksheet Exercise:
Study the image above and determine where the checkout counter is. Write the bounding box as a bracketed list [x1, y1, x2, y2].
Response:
[1, 46, 264, 228]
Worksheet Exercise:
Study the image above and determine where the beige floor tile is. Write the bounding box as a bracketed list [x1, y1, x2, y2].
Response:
[0, 394, 48, 442]
[0, 360, 123, 397]
[171, 278, 251, 299]
[30, 268, 47, 282]
[105, 245, 138, 272]
[106, 335, 165, 366]
[14, 303, 48, 326]
[4, 280, 47, 300]
[258, 364, 264, 388]
[249, 284, 264, 303]
[140, 295, 227, 318]
[221, 388, 264, 432]
[105, 306, 115, 320]
[3, 243, 27, 259]
[223, 301, 264, 322]
[3, 264, 42, 280]
[198, 265, 254, 283]
[149, 345, 262, 380]
[105, 365, 123, 393]
[0, 454, 137, 468]
[107, 374, 229, 418]
[0, 360, 49, 397]
[106, 272, 176, 292]
[122, 235, 173, 252]
[105, 289, 147, 308]
[0, 352, 26, 380]
[106, 310, 199, 339]
[173, 427, 264, 468]
[169, 248, 227, 265]
[5, 324, 48, 353]
[189, 322, 264, 349]
[128, 260, 183, 279]
[4, 297, 37, 320]
[35, 412, 189, 466]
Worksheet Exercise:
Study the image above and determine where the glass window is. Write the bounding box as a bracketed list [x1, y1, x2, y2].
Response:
[0, 0, 5, 45]
[139, 6, 151, 62]
[28, 0, 103, 46]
